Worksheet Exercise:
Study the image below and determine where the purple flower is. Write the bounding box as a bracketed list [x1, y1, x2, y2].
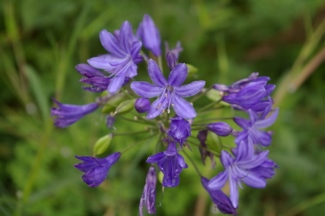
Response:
[88, 21, 142, 93]
[146, 141, 188, 187]
[131, 59, 205, 119]
[75, 64, 111, 92]
[197, 130, 215, 167]
[208, 140, 277, 208]
[137, 14, 161, 56]
[51, 99, 98, 128]
[168, 117, 191, 145]
[201, 177, 237, 215]
[139, 167, 157, 216]
[165, 42, 183, 70]
[234, 108, 279, 146]
[135, 98, 151, 113]
[207, 122, 233, 137]
[213, 73, 275, 112]
[74, 152, 121, 187]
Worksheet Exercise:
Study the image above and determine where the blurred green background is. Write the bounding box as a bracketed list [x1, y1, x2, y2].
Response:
[1, 0, 325, 215]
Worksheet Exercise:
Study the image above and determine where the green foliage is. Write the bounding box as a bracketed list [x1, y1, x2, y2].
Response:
[1, 0, 325, 215]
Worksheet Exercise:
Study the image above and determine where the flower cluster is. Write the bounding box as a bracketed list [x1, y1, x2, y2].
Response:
[51, 14, 278, 215]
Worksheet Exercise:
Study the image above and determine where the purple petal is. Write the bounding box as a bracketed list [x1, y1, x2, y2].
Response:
[130, 41, 143, 60]
[233, 117, 250, 129]
[172, 95, 196, 119]
[75, 64, 104, 77]
[146, 152, 165, 163]
[174, 81, 205, 97]
[254, 108, 279, 129]
[107, 75, 125, 93]
[167, 63, 187, 87]
[208, 171, 228, 190]
[177, 154, 188, 168]
[229, 177, 239, 208]
[241, 171, 266, 188]
[148, 59, 167, 87]
[237, 150, 269, 169]
[99, 30, 125, 57]
[220, 150, 234, 167]
[131, 82, 164, 98]
[88, 54, 122, 71]
[137, 14, 161, 56]
[119, 21, 132, 53]
[146, 95, 167, 119]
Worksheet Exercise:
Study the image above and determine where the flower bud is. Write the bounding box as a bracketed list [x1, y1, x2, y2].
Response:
[135, 98, 151, 113]
[93, 134, 113, 155]
[207, 122, 233, 137]
[114, 99, 136, 115]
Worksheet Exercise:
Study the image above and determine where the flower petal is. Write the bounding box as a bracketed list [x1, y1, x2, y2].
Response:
[99, 30, 125, 57]
[88, 54, 122, 71]
[254, 108, 279, 129]
[131, 81, 164, 98]
[146, 152, 165, 163]
[167, 63, 187, 86]
[172, 95, 196, 119]
[208, 171, 228, 190]
[174, 81, 205, 97]
[148, 59, 167, 87]
[146, 95, 167, 119]
[229, 177, 239, 208]
[119, 21, 132, 53]
[107, 76, 125, 93]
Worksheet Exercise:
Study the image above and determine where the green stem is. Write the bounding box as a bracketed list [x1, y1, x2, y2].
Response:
[182, 149, 202, 177]
[113, 129, 156, 136]
[121, 133, 158, 154]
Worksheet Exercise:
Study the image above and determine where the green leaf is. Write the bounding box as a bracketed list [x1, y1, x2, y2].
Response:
[25, 65, 49, 122]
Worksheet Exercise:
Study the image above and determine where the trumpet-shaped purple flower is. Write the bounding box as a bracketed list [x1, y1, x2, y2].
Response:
[139, 167, 157, 216]
[213, 73, 275, 112]
[208, 140, 277, 208]
[88, 21, 142, 93]
[168, 117, 191, 145]
[131, 59, 205, 119]
[207, 122, 233, 137]
[234, 108, 279, 146]
[201, 177, 237, 215]
[137, 14, 161, 56]
[146, 141, 188, 187]
[75, 63, 111, 92]
[74, 152, 121, 187]
[51, 99, 98, 128]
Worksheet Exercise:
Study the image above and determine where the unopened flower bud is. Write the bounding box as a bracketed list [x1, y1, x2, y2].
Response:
[135, 98, 151, 113]
[207, 122, 233, 137]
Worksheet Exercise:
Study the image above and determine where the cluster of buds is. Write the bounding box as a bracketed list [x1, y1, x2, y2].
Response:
[51, 14, 278, 215]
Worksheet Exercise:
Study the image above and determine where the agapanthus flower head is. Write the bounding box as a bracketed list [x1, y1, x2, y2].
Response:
[137, 14, 161, 56]
[207, 122, 233, 137]
[88, 21, 142, 93]
[146, 141, 188, 187]
[208, 140, 277, 208]
[131, 59, 205, 119]
[51, 99, 98, 128]
[201, 177, 237, 215]
[74, 152, 121, 187]
[135, 98, 151, 113]
[139, 167, 157, 216]
[168, 116, 191, 145]
[234, 108, 279, 146]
